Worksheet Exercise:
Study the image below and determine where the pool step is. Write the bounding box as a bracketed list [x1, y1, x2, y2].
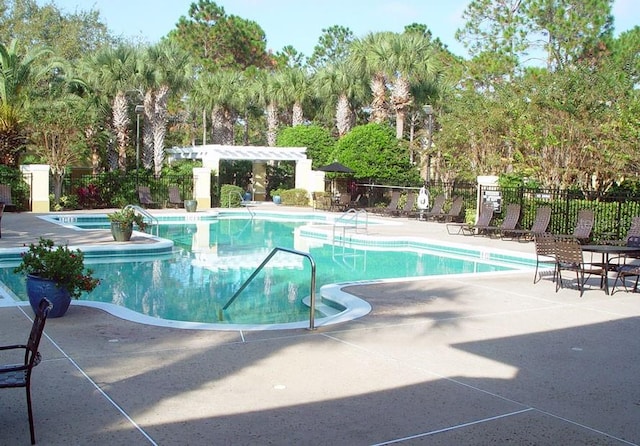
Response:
[302, 296, 342, 316]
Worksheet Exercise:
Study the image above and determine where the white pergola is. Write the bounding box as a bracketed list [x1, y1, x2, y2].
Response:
[166, 144, 323, 201]
[167, 145, 309, 162]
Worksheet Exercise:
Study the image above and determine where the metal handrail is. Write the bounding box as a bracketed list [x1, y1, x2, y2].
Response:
[333, 208, 368, 242]
[124, 204, 159, 236]
[222, 247, 318, 330]
[227, 191, 254, 218]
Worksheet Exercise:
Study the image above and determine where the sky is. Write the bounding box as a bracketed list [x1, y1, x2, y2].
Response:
[38, 0, 640, 59]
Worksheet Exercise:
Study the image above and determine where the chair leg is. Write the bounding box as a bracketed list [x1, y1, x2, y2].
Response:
[577, 270, 585, 297]
[26, 386, 35, 444]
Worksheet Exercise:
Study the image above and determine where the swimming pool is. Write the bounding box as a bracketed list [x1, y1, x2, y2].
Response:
[0, 212, 533, 330]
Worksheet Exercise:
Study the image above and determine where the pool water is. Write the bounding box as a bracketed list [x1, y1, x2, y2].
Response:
[0, 217, 517, 325]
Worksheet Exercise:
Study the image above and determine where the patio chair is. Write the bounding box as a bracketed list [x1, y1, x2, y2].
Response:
[554, 235, 605, 296]
[436, 196, 464, 223]
[484, 203, 521, 238]
[609, 236, 640, 294]
[137, 186, 159, 208]
[571, 209, 595, 244]
[502, 205, 552, 241]
[533, 232, 556, 283]
[167, 186, 183, 208]
[0, 183, 15, 211]
[447, 202, 494, 235]
[334, 193, 352, 212]
[0, 298, 52, 445]
[420, 194, 446, 220]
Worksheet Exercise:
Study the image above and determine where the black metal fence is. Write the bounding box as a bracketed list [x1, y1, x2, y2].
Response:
[364, 182, 640, 242]
[479, 184, 640, 242]
[57, 172, 195, 209]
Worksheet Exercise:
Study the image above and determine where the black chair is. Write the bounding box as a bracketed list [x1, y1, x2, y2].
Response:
[0, 202, 5, 237]
[610, 236, 640, 294]
[0, 298, 52, 444]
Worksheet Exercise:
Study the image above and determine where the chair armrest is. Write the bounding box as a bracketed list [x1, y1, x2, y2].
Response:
[0, 344, 26, 351]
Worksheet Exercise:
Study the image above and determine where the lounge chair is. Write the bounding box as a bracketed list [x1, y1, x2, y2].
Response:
[391, 191, 416, 217]
[137, 186, 160, 208]
[435, 196, 464, 223]
[484, 203, 521, 238]
[602, 216, 640, 245]
[502, 205, 552, 241]
[571, 209, 595, 244]
[447, 202, 494, 235]
[168, 186, 183, 208]
[419, 194, 445, 221]
[369, 190, 401, 215]
[554, 235, 605, 296]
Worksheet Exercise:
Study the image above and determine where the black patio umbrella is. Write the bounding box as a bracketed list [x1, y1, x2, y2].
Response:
[317, 161, 353, 173]
[317, 162, 353, 194]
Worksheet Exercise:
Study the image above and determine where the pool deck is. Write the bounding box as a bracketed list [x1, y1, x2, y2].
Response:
[1, 206, 639, 445]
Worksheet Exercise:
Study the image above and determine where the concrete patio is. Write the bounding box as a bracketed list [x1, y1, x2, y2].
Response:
[0, 208, 638, 445]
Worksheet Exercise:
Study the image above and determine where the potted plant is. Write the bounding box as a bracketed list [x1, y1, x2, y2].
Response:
[14, 238, 100, 317]
[107, 207, 146, 241]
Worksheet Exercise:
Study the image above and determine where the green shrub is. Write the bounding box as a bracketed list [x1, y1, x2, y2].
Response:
[276, 125, 336, 168]
[220, 184, 244, 207]
[332, 123, 421, 186]
[275, 188, 310, 206]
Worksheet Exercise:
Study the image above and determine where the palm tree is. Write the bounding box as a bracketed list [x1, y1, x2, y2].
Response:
[0, 40, 52, 166]
[349, 32, 393, 125]
[314, 61, 367, 137]
[139, 41, 192, 175]
[279, 67, 312, 126]
[387, 32, 439, 139]
[253, 70, 286, 147]
[191, 69, 243, 145]
[83, 45, 137, 171]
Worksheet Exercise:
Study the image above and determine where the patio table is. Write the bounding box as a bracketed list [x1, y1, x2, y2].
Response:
[581, 244, 640, 294]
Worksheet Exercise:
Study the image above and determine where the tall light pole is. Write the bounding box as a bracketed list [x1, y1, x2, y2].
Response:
[135, 105, 144, 190]
[423, 105, 433, 185]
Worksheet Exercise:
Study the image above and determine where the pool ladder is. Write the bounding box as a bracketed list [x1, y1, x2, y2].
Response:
[124, 204, 159, 236]
[222, 247, 318, 330]
[227, 191, 255, 218]
[333, 208, 368, 241]
[332, 209, 368, 270]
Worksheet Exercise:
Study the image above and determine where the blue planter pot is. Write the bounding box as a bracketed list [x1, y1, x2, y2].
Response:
[273, 195, 281, 205]
[26, 274, 72, 318]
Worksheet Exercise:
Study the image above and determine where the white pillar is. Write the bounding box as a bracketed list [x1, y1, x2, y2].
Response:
[193, 167, 211, 210]
[21, 164, 50, 212]
[295, 159, 324, 205]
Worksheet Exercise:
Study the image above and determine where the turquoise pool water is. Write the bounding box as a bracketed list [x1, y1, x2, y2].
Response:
[0, 215, 524, 326]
